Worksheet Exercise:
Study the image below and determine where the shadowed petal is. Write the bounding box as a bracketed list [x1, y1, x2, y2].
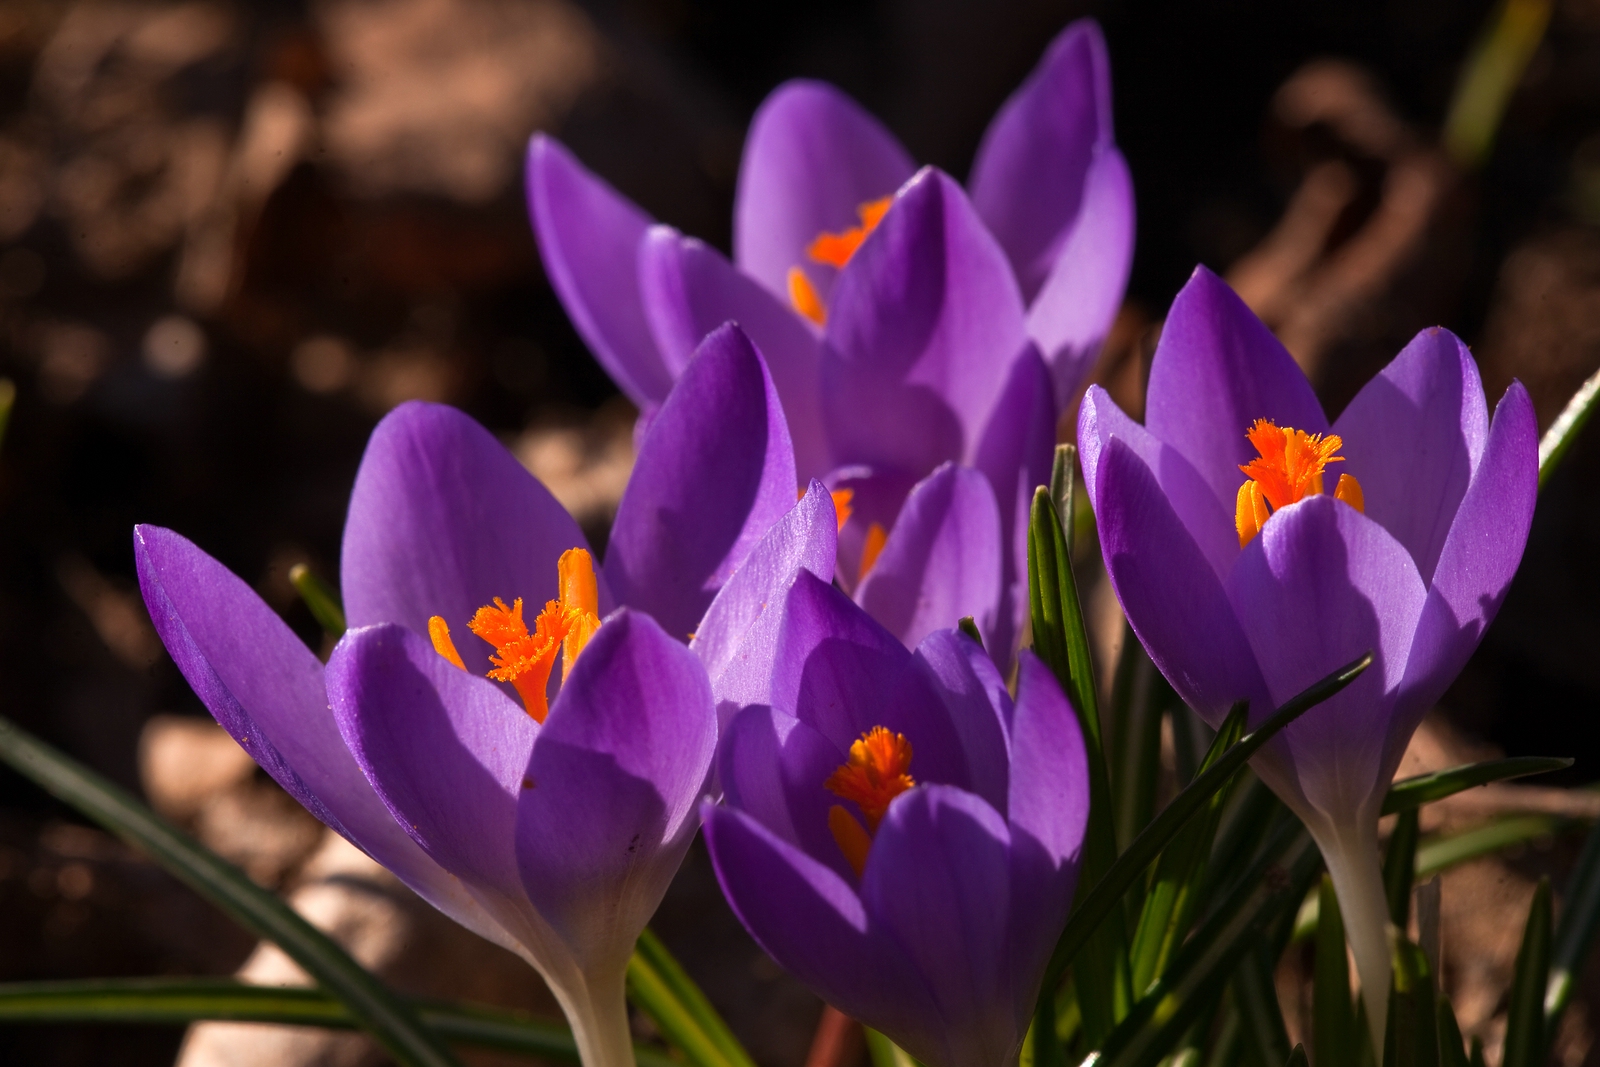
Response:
[823, 169, 1029, 477]
[605, 324, 797, 642]
[638, 226, 831, 481]
[1226, 496, 1426, 824]
[911, 629, 1012, 812]
[969, 19, 1114, 303]
[734, 80, 915, 303]
[1144, 267, 1328, 509]
[825, 465, 921, 596]
[518, 611, 716, 971]
[855, 464, 1002, 652]
[526, 135, 673, 406]
[862, 786, 1018, 1067]
[1334, 327, 1488, 584]
[341, 401, 592, 643]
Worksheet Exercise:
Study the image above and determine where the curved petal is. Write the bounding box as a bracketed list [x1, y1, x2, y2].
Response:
[1092, 438, 1272, 729]
[973, 345, 1058, 661]
[518, 610, 717, 971]
[825, 465, 921, 596]
[862, 785, 1019, 1067]
[1024, 144, 1135, 405]
[911, 629, 1013, 813]
[969, 18, 1114, 303]
[526, 135, 673, 406]
[692, 480, 838, 712]
[1333, 327, 1488, 584]
[606, 324, 797, 642]
[702, 803, 941, 1055]
[341, 401, 591, 642]
[854, 463, 1002, 652]
[1006, 652, 1088, 874]
[1395, 382, 1536, 773]
[134, 526, 513, 950]
[823, 168, 1029, 477]
[1226, 496, 1427, 825]
[638, 226, 831, 481]
[1144, 267, 1328, 509]
[734, 80, 915, 304]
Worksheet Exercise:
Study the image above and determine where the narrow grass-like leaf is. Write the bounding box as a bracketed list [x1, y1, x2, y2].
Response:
[957, 615, 985, 649]
[1109, 631, 1169, 856]
[289, 562, 348, 637]
[1384, 808, 1420, 929]
[1539, 363, 1600, 488]
[0, 978, 679, 1067]
[1545, 815, 1600, 1040]
[1051, 444, 1078, 556]
[1232, 947, 1289, 1067]
[630, 928, 756, 1067]
[864, 1028, 922, 1067]
[0, 717, 460, 1067]
[1314, 875, 1359, 1067]
[1382, 757, 1573, 815]
[1416, 814, 1568, 879]
[1382, 936, 1437, 1067]
[1438, 994, 1470, 1067]
[1502, 878, 1552, 1067]
[1441, 0, 1553, 168]
[1468, 1036, 1486, 1067]
[1024, 992, 1068, 1067]
[627, 943, 743, 1067]
[1283, 1045, 1307, 1067]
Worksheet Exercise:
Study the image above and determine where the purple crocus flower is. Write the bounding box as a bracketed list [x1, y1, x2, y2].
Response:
[134, 324, 795, 1067]
[688, 498, 1090, 1067]
[1077, 266, 1538, 1047]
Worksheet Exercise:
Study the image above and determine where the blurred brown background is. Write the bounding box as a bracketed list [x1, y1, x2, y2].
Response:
[0, 0, 1598, 1064]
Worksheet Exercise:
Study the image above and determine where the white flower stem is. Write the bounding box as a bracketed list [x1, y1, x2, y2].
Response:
[1312, 818, 1392, 1059]
[551, 963, 637, 1067]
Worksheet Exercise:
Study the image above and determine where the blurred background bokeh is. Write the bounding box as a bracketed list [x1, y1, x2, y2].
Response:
[1, 0, 1599, 1064]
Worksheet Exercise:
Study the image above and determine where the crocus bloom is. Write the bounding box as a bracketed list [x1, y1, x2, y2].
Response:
[690, 498, 1090, 1067]
[1078, 266, 1538, 1047]
[134, 323, 796, 1067]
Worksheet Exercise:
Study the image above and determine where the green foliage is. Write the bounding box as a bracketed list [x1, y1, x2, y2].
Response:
[1314, 876, 1361, 1067]
[289, 562, 348, 637]
[1383, 758, 1573, 815]
[1383, 936, 1438, 1067]
[1502, 880, 1552, 1067]
[1384, 809, 1421, 929]
[627, 929, 757, 1067]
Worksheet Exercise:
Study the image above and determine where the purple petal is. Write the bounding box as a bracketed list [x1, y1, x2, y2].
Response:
[1396, 383, 1536, 773]
[701, 803, 941, 1052]
[825, 465, 921, 596]
[136, 527, 516, 949]
[1225, 496, 1427, 824]
[692, 480, 838, 714]
[969, 18, 1114, 303]
[734, 80, 915, 304]
[1092, 438, 1272, 728]
[1144, 267, 1328, 510]
[341, 401, 592, 643]
[823, 169, 1029, 477]
[637, 225, 832, 481]
[910, 629, 1013, 813]
[526, 135, 673, 406]
[1333, 328, 1488, 584]
[854, 463, 1003, 652]
[518, 610, 716, 970]
[862, 785, 1019, 1067]
[605, 324, 797, 642]
[972, 345, 1057, 661]
[1024, 145, 1135, 405]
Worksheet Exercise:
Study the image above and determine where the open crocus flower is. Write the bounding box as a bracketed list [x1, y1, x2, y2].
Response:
[691, 514, 1089, 1067]
[1078, 266, 1538, 1049]
[134, 323, 796, 1067]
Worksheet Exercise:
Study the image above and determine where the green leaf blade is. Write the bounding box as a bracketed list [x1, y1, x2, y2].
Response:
[1382, 757, 1573, 815]
[1502, 878, 1552, 1067]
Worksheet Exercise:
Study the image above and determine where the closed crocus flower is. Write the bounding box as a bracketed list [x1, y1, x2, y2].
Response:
[690, 503, 1090, 1067]
[134, 324, 795, 1067]
[1077, 266, 1538, 1049]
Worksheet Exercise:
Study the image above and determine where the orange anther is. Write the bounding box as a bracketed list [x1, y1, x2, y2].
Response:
[806, 196, 894, 269]
[828, 805, 873, 879]
[428, 616, 467, 671]
[858, 522, 888, 584]
[824, 726, 915, 831]
[788, 268, 826, 326]
[830, 487, 854, 531]
[1235, 420, 1365, 547]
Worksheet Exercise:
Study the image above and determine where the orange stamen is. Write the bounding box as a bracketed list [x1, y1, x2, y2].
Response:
[858, 522, 888, 583]
[556, 548, 602, 678]
[806, 197, 893, 269]
[830, 487, 854, 531]
[824, 726, 915, 831]
[828, 805, 873, 879]
[428, 616, 467, 671]
[1235, 420, 1365, 547]
[788, 268, 826, 326]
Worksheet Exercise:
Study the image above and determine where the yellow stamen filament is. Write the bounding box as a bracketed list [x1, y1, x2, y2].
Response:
[858, 522, 888, 583]
[824, 726, 915, 877]
[1234, 420, 1365, 547]
[787, 268, 826, 326]
[786, 196, 894, 324]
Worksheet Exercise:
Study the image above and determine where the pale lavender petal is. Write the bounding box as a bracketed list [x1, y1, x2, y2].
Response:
[606, 324, 796, 642]
[910, 629, 1013, 813]
[1024, 145, 1135, 406]
[1333, 327, 1488, 584]
[972, 345, 1057, 660]
[637, 225, 831, 481]
[862, 785, 1018, 1067]
[518, 611, 716, 970]
[1144, 267, 1328, 509]
[1226, 496, 1426, 824]
[969, 18, 1113, 302]
[341, 401, 592, 642]
[854, 464, 1002, 652]
[823, 169, 1029, 477]
[734, 80, 915, 303]
[526, 135, 673, 406]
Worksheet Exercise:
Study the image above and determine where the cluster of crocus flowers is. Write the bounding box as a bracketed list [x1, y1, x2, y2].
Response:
[527, 18, 1132, 662]
[1078, 266, 1538, 1048]
[135, 323, 798, 1067]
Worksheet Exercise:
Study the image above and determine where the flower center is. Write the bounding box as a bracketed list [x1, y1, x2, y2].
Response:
[823, 726, 915, 877]
[786, 195, 894, 327]
[427, 547, 601, 722]
[1234, 419, 1365, 547]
